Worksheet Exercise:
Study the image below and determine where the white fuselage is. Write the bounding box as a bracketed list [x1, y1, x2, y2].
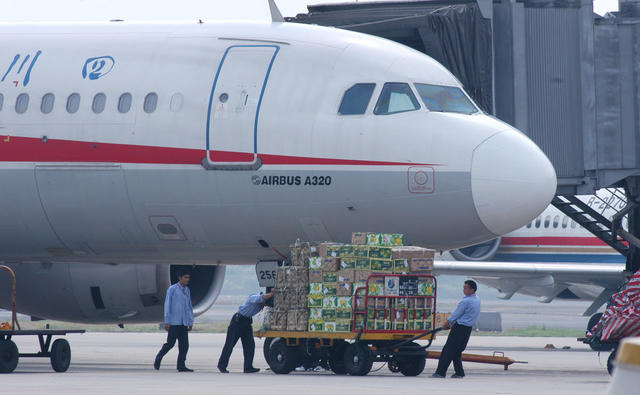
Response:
[0, 21, 556, 266]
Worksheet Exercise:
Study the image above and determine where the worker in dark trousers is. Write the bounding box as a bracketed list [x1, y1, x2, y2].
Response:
[154, 270, 194, 372]
[432, 280, 481, 378]
[217, 290, 274, 373]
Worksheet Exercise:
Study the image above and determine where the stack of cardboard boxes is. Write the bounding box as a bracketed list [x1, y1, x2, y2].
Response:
[269, 233, 436, 333]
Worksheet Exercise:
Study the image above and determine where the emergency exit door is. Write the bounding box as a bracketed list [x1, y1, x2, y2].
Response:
[204, 45, 279, 170]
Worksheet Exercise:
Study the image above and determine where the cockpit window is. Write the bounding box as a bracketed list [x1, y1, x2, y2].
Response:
[339, 83, 375, 115]
[414, 83, 478, 114]
[374, 83, 420, 115]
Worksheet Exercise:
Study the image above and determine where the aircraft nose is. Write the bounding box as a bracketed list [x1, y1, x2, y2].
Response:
[471, 130, 557, 236]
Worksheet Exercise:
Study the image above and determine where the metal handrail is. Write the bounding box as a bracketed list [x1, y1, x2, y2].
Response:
[0, 265, 21, 330]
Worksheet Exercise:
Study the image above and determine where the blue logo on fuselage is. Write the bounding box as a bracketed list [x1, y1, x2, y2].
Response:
[82, 56, 115, 80]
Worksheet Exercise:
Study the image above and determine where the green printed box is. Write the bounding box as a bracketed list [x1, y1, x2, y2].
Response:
[352, 282, 366, 295]
[324, 322, 337, 332]
[380, 233, 405, 246]
[366, 233, 381, 246]
[393, 259, 410, 274]
[340, 245, 354, 257]
[336, 308, 352, 320]
[370, 259, 393, 272]
[308, 295, 323, 308]
[309, 283, 323, 295]
[339, 258, 356, 270]
[355, 259, 371, 270]
[308, 322, 324, 332]
[335, 320, 351, 332]
[309, 308, 323, 321]
[366, 320, 375, 330]
[352, 246, 369, 258]
[322, 308, 336, 320]
[308, 257, 322, 269]
[367, 283, 384, 296]
[418, 280, 435, 296]
[369, 246, 392, 259]
[336, 296, 352, 309]
[322, 283, 337, 296]
[323, 271, 338, 283]
[375, 320, 391, 330]
[323, 297, 338, 308]
[394, 322, 407, 331]
[327, 245, 341, 258]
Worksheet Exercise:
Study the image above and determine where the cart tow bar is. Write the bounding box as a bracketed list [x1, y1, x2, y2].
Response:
[0, 265, 21, 330]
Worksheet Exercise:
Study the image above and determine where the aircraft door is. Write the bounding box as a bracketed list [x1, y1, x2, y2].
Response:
[204, 45, 279, 170]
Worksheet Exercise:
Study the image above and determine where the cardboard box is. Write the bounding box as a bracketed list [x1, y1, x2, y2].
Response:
[273, 289, 287, 309]
[322, 283, 337, 296]
[287, 309, 309, 331]
[355, 270, 372, 282]
[351, 232, 367, 245]
[410, 257, 434, 273]
[335, 320, 351, 332]
[393, 259, 410, 274]
[366, 233, 381, 246]
[370, 259, 393, 272]
[308, 295, 323, 308]
[368, 283, 384, 296]
[308, 257, 323, 269]
[391, 246, 433, 260]
[286, 267, 309, 286]
[355, 259, 370, 270]
[317, 243, 340, 258]
[321, 257, 339, 272]
[338, 269, 355, 283]
[336, 308, 352, 320]
[309, 283, 323, 295]
[309, 269, 323, 283]
[290, 242, 313, 266]
[337, 282, 352, 296]
[324, 322, 337, 332]
[376, 233, 405, 247]
[352, 246, 369, 258]
[308, 322, 324, 332]
[323, 297, 338, 308]
[339, 245, 354, 257]
[323, 271, 338, 283]
[368, 246, 392, 259]
[322, 308, 336, 320]
[309, 308, 322, 321]
[295, 288, 308, 308]
[418, 280, 435, 296]
[375, 320, 391, 330]
[269, 309, 288, 331]
[352, 282, 366, 295]
[276, 267, 287, 288]
[339, 258, 356, 270]
[336, 296, 353, 309]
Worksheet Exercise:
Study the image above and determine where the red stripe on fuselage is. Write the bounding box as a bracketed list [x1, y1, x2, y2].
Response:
[502, 236, 608, 246]
[0, 136, 438, 167]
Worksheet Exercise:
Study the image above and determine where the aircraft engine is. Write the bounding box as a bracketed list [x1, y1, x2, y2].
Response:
[0, 262, 225, 324]
[449, 237, 501, 261]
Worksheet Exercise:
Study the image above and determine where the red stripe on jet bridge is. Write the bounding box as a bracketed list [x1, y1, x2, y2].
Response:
[501, 236, 608, 246]
[0, 136, 438, 166]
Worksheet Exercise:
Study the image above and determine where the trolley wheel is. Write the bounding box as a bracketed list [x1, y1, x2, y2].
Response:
[50, 339, 71, 372]
[388, 359, 400, 373]
[587, 314, 614, 352]
[267, 339, 298, 374]
[328, 340, 348, 375]
[0, 339, 19, 373]
[397, 342, 426, 376]
[344, 343, 373, 376]
[607, 347, 617, 376]
[263, 337, 275, 364]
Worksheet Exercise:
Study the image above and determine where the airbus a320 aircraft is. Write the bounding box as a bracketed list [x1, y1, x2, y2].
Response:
[0, 11, 555, 324]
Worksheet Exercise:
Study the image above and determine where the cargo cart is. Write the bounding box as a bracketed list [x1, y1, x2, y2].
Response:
[0, 265, 84, 373]
[256, 274, 441, 376]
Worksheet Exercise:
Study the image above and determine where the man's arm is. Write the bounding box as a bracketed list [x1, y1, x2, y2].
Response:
[262, 290, 275, 300]
[163, 286, 173, 330]
[187, 288, 194, 330]
[445, 299, 468, 328]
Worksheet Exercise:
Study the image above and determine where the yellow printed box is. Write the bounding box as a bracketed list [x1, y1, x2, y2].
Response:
[369, 247, 392, 259]
[339, 258, 356, 270]
[309, 283, 323, 295]
[308, 257, 323, 269]
[371, 259, 393, 272]
[336, 296, 352, 309]
[322, 284, 337, 296]
[308, 322, 324, 332]
[323, 297, 338, 308]
[308, 295, 323, 308]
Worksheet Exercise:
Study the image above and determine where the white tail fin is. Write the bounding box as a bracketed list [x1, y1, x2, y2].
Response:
[268, 0, 284, 22]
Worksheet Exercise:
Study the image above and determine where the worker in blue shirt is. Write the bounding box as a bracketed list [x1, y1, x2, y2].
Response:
[154, 270, 194, 372]
[432, 280, 481, 378]
[217, 289, 274, 373]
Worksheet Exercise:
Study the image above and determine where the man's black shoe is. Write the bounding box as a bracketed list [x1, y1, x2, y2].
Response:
[153, 357, 161, 370]
[244, 367, 260, 373]
[178, 367, 194, 372]
[218, 366, 229, 373]
[451, 374, 464, 378]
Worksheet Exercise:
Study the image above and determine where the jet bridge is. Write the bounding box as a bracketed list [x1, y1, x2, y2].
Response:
[289, 0, 640, 273]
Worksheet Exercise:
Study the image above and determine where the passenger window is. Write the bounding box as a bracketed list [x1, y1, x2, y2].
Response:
[526, 222, 532, 228]
[373, 83, 420, 115]
[118, 93, 132, 113]
[170, 93, 183, 112]
[67, 93, 80, 114]
[544, 215, 551, 228]
[0, 93, 3, 111]
[41, 93, 55, 114]
[92, 93, 106, 114]
[414, 83, 478, 114]
[562, 216, 569, 229]
[15, 93, 29, 114]
[553, 215, 559, 228]
[338, 83, 375, 115]
[571, 220, 577, 229]
[144, 93, 158, 113]
[535, 217, 541, 228]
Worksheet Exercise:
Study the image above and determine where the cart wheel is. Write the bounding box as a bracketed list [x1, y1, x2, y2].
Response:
[344, 343, 373, 376]
[329, 340, 348, 375]
[388, 359, 400, 373]
[268, 339, 298, 374]
[263, 337, 275, 364]
[0, 339, 19, 373]
[397, 342, 426, 376]
[50, 339, 71, 373]
[607, 347, 617, 376]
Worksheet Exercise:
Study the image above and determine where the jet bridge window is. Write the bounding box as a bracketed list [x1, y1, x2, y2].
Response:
[338, 83, 375, 115]
[414, 83, 478, 114]
[374, 83, 420, 115]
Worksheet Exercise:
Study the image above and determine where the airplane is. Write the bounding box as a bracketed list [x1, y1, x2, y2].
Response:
[436, 190, 629, 337]
[0, 7, 556, 324]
